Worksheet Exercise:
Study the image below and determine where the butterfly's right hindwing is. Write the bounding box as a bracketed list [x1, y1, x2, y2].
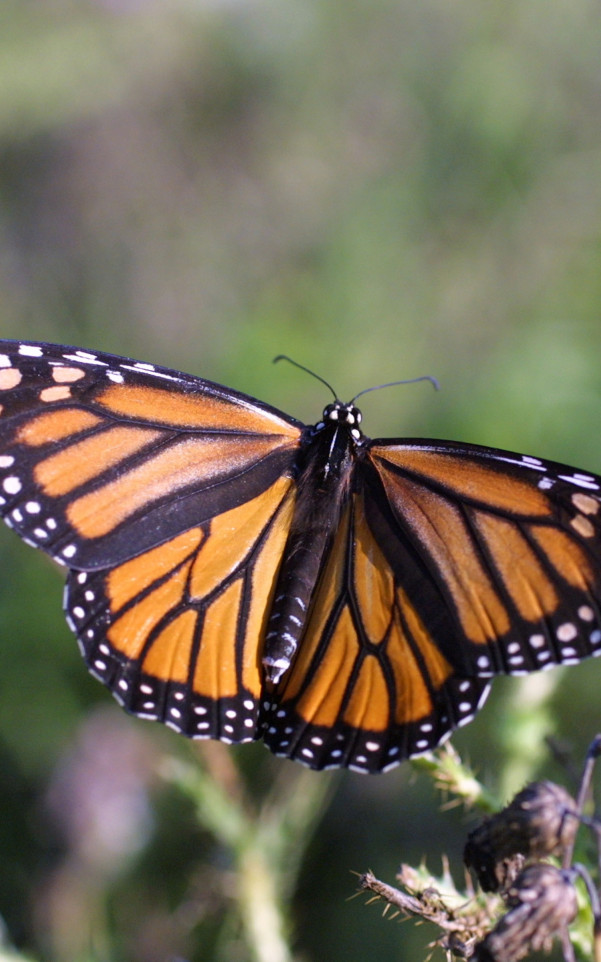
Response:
[263, 484, 489, 772]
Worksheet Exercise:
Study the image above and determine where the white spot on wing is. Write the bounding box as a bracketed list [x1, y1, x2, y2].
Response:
[557, 622, 577, 642]
[63, 353, 107, 367]
[3, 476, 21, 494]
[120, 364, 180, 382]
[19, 344, 43, 357]
[529, 634, 545, 648]
[559, 474, 600, 490]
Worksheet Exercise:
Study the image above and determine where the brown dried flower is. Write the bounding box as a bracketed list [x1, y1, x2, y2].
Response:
[464, 781, 578, 892]
[473, 864, 578, 962]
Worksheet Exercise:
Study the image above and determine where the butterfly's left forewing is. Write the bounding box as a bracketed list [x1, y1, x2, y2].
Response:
[0, 341, 303, 742]
[0, 341, 302, 568]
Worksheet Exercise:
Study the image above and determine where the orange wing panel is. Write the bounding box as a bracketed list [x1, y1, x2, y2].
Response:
[96, 383, 302, 437]
[530, 527, 593, 590]
[190, 476, 294, 600]
[194, 580, 245, 700]
[294, 606, 360, 729]
[107, 527, 203, 611]
[376, 470, 510, 644]
[17, 408, 104, 446]
[396, 587, 453, 692]
[352, 506, 394, 643]
[142, 610, 198, 683]
[342, 654, 390, 731]
[35, 425, 164, 496]
[67, 435, 290, 538]
[108, 563, 193, 659]
[473, 511, 559, 620]
[372, 447, 551, 516]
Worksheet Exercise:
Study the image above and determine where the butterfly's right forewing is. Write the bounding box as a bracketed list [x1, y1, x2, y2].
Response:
[367, 440, 601, 678]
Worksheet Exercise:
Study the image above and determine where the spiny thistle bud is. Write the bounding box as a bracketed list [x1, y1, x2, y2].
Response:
[464, 781, 577, 892]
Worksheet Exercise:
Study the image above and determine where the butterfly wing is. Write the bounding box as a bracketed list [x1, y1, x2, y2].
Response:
[262, 482, 490, 772]
[4, 341, 601, 771]
[263, 438, 601, 773]
[367, 439, 601, 676]
[66, 475, 296, 741]
[0, 340, 302, 740]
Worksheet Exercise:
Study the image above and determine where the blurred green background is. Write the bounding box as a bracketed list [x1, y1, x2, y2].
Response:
[1, 1, 601, 960]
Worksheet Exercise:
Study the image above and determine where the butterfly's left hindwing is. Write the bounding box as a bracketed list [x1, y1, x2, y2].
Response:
[0, 341, 302, 746]
[67, 477, 297, 742]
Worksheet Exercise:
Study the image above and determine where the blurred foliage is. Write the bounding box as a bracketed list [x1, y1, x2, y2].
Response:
[1, 0, 601, 959]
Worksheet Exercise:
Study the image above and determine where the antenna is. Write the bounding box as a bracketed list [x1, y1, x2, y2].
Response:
[273, 355, 440, 403]
[273, 355, 338, 400]
[351, 375, 440, 403]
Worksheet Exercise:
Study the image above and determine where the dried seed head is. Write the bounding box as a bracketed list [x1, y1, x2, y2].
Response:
[473, 864, 578, 961]
[464, 781, 577, 892]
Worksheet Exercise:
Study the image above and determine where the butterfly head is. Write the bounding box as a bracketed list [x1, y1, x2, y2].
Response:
[320, 400, 363, 441]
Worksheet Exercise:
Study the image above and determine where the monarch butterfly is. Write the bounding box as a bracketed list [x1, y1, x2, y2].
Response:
[0, 340, 600, 773]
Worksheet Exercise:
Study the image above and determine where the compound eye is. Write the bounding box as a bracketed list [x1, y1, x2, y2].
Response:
[344, 405, 362, 426]
[322, 402, 342, 421]
[321, 401, 363, 434]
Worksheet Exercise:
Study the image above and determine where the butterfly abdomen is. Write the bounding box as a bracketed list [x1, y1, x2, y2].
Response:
[262, 418, 357, 684]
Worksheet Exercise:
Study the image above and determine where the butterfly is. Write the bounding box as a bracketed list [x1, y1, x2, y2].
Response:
[0, 340, 600, 773]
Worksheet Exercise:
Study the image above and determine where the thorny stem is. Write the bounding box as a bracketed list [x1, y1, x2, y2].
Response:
[563, 734, 601, 869]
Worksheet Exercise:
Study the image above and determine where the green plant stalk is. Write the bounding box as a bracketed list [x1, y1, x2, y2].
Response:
[163, 753, 333, 962]
[238, 836, 294, 962]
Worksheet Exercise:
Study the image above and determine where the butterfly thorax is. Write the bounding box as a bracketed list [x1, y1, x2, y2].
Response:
[262, 400, 365, 684]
